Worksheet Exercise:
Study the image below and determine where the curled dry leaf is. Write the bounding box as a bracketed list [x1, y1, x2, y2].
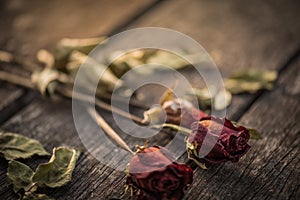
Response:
[23, 193, 54, 200]
[54, 36, 107, 69]
[107, 50, 146, 78]
[0, 50, 14, 62]
[32, 147, 81, 188]
[0, 132, 50, 160]
[7, 160, 35, 193]
[214, 89, 232, 110]
[230, 120, 262, 140]
[187, 87, 232, 110]
[107, 49, 207, 78]
[225, 69, 278, 94]
[67, 50, 123, 93]
[146, 50, 190, 69]
[248, 128, 262, 140]
[31, 68, 71, 96]
[37, 49, 55, 68]
[146, 50, 208, 70]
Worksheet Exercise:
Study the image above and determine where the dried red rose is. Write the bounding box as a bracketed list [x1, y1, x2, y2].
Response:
[126, 146, 193, 200]
[163, 99, 208, 128]
[143, 98, 208, 127]
[187, 117, 250, 163]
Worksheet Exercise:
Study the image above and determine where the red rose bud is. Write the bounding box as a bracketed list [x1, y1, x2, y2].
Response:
[187, 117, 250, 163]
[143, 98, 208, 127]
[163, 99, 208, 128]
[126, 146, 193, 200]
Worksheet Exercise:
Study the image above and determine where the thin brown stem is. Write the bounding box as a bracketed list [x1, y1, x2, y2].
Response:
[150, 123, 191, 136]
[0, 69, 145, 124]
[0, 71, 34, 89]
[87, 107, 134, 154]
[187, 150, 207, 170]
[57, 86, 145, 124]
[100, 92, 149, 109]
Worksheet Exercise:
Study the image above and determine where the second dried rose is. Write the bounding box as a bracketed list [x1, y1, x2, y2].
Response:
[126, 146, 193, 200]
[186, 117, 251, 163]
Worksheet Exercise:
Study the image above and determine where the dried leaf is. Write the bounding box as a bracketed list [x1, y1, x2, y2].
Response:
[142, 106, 165, 124]
[230, 69, 277, 82]
[146, 50, 189, 70]
[213, 89, 232, 110]
[190, 87, 215, 101]
[230, 121, 262, 140]
[108, 50, 145, 78]
[7, 160, 35, 193]
[31, 68, 59, 96]
[32, 147, 80, 188]
[225, 69, 278, 94]
[0, 132, 50, 160]
[248, 128, 262, 140]
[159, 88, 175, 105]
[187, 87, 232, 110]
[54, 37, 106, 69]
[23, 193, 54, 200]
[0, 50, 14, 62]
[37, 49, 55, 68]
[68, 50, 122, 93]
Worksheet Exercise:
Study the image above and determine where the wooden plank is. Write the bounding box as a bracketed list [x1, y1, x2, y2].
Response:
[183, 57, 300, 200]
[0, 0, 157, 121]
[1, 0, 156, 55]
[127, 0, 300, 120]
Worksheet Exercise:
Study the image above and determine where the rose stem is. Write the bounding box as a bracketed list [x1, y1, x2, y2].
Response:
[1, 50, 148, 109]
[187, 151, 207, 170]
[100, 92, 149, 110]
[0, 71, 35, 89]
[87, 107, 134, 154]
[151, 123, 191, 136]
[57, 87, 145, 124]
[0, 50, 41, 72]
[0, 70, 145, 124]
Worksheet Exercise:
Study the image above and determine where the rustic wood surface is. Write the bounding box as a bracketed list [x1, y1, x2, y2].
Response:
[0, 0, 299, 199]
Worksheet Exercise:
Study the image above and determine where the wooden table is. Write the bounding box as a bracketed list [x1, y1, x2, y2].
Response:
[0, 0, 299, 199]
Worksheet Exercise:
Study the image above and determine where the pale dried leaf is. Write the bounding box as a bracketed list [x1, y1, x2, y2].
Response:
[32, 147, 80, 188]
[7, 160, 35, 193]
[0, 132, 49, 160]
[23, 192, 54, 200]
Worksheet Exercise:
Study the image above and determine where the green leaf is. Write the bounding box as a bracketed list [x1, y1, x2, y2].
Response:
[7, 160, 35, 193]
[0, 132, 50, 160]
[248, 128, 262, 140]
[32, 147, 81, 188]
[23, 192, 54, 200]
[225, 69, 278, 94]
